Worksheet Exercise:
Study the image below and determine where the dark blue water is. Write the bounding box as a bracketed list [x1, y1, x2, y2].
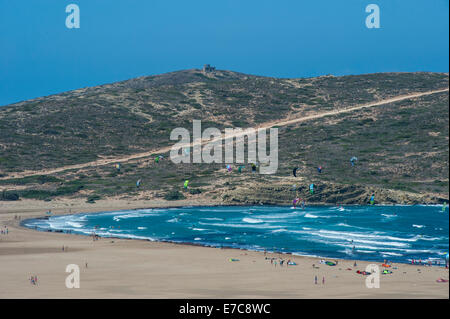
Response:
[23, 205, 449, 264]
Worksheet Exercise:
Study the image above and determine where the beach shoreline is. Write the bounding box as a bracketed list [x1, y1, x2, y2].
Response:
[18, 211, 447, 267]
[1, 198, 449, 298]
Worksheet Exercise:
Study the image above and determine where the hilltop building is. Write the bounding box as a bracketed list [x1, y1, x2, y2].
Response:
[203, 64, 216, 73]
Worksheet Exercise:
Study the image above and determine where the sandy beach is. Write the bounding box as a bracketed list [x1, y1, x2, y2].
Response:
[0, 199, 448, 299]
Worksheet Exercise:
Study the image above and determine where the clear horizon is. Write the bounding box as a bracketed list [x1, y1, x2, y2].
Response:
[1, 0, 448, 106]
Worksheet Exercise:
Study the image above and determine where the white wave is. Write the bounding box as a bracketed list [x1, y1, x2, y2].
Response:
[167, 218, 179, 223]
[194, 237, 202, 241]
[198, 221, 278, 229]
[271, 228, 288, 233]
[47, 221, 80, 231]
[403, 248, 440, 254]
[412, 224, 425, 228]
[336, 223, 353, 227]
[380, 252, 403, 257]
[137, 227, 147, 230]
[315, 229, 425, 243]
[356, 250, 377, 254]
[242, 218, 263, 224]
[305, 213, 333, 219]
[66, 221, 84, 228]
[310, 231, 410, 248]
[112, 211, 162, 221]
[108, 229, 126, 233]
[253, 211, 302, 220]
[338, 248, 355, 255]
[333, 243, 380, 251]
[413, 235, 442, 241]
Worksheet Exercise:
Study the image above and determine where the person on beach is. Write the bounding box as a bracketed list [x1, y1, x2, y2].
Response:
[315, 275, 318, 284]
[322, 276, 325, 285]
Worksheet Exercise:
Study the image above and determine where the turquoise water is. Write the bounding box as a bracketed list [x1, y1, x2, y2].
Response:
[23, 205, 449, 264]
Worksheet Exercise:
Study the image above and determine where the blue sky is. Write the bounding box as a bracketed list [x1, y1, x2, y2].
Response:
[0, 0, 448, 106]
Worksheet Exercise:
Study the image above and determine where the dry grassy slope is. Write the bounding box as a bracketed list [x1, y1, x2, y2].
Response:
[0, 69, 448, 172]
[0, 70, 448, 204]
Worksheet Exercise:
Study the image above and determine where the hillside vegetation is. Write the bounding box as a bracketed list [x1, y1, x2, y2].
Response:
[0, 69, 448, 204]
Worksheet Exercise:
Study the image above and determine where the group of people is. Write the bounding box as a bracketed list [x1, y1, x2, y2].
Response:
[411, 258, 447, 268]
[292, 198, 306, 209]
[266, 257, 294, 267]
[314, 275, 325, 285]
[264, 251, 295, 267]
[0, 226, 8, 235]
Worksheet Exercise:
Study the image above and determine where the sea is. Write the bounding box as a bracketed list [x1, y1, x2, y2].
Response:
[22, 205, 449, 264]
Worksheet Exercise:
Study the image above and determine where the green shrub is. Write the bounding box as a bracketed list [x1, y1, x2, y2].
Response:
[86, 194, 101, 203]
[189, 188, 202, 195]
[1, 190, 19, 201]
[164, 190, 185, 200]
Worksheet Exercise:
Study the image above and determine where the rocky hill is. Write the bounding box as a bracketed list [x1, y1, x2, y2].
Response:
[0, 69, 448, 205]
